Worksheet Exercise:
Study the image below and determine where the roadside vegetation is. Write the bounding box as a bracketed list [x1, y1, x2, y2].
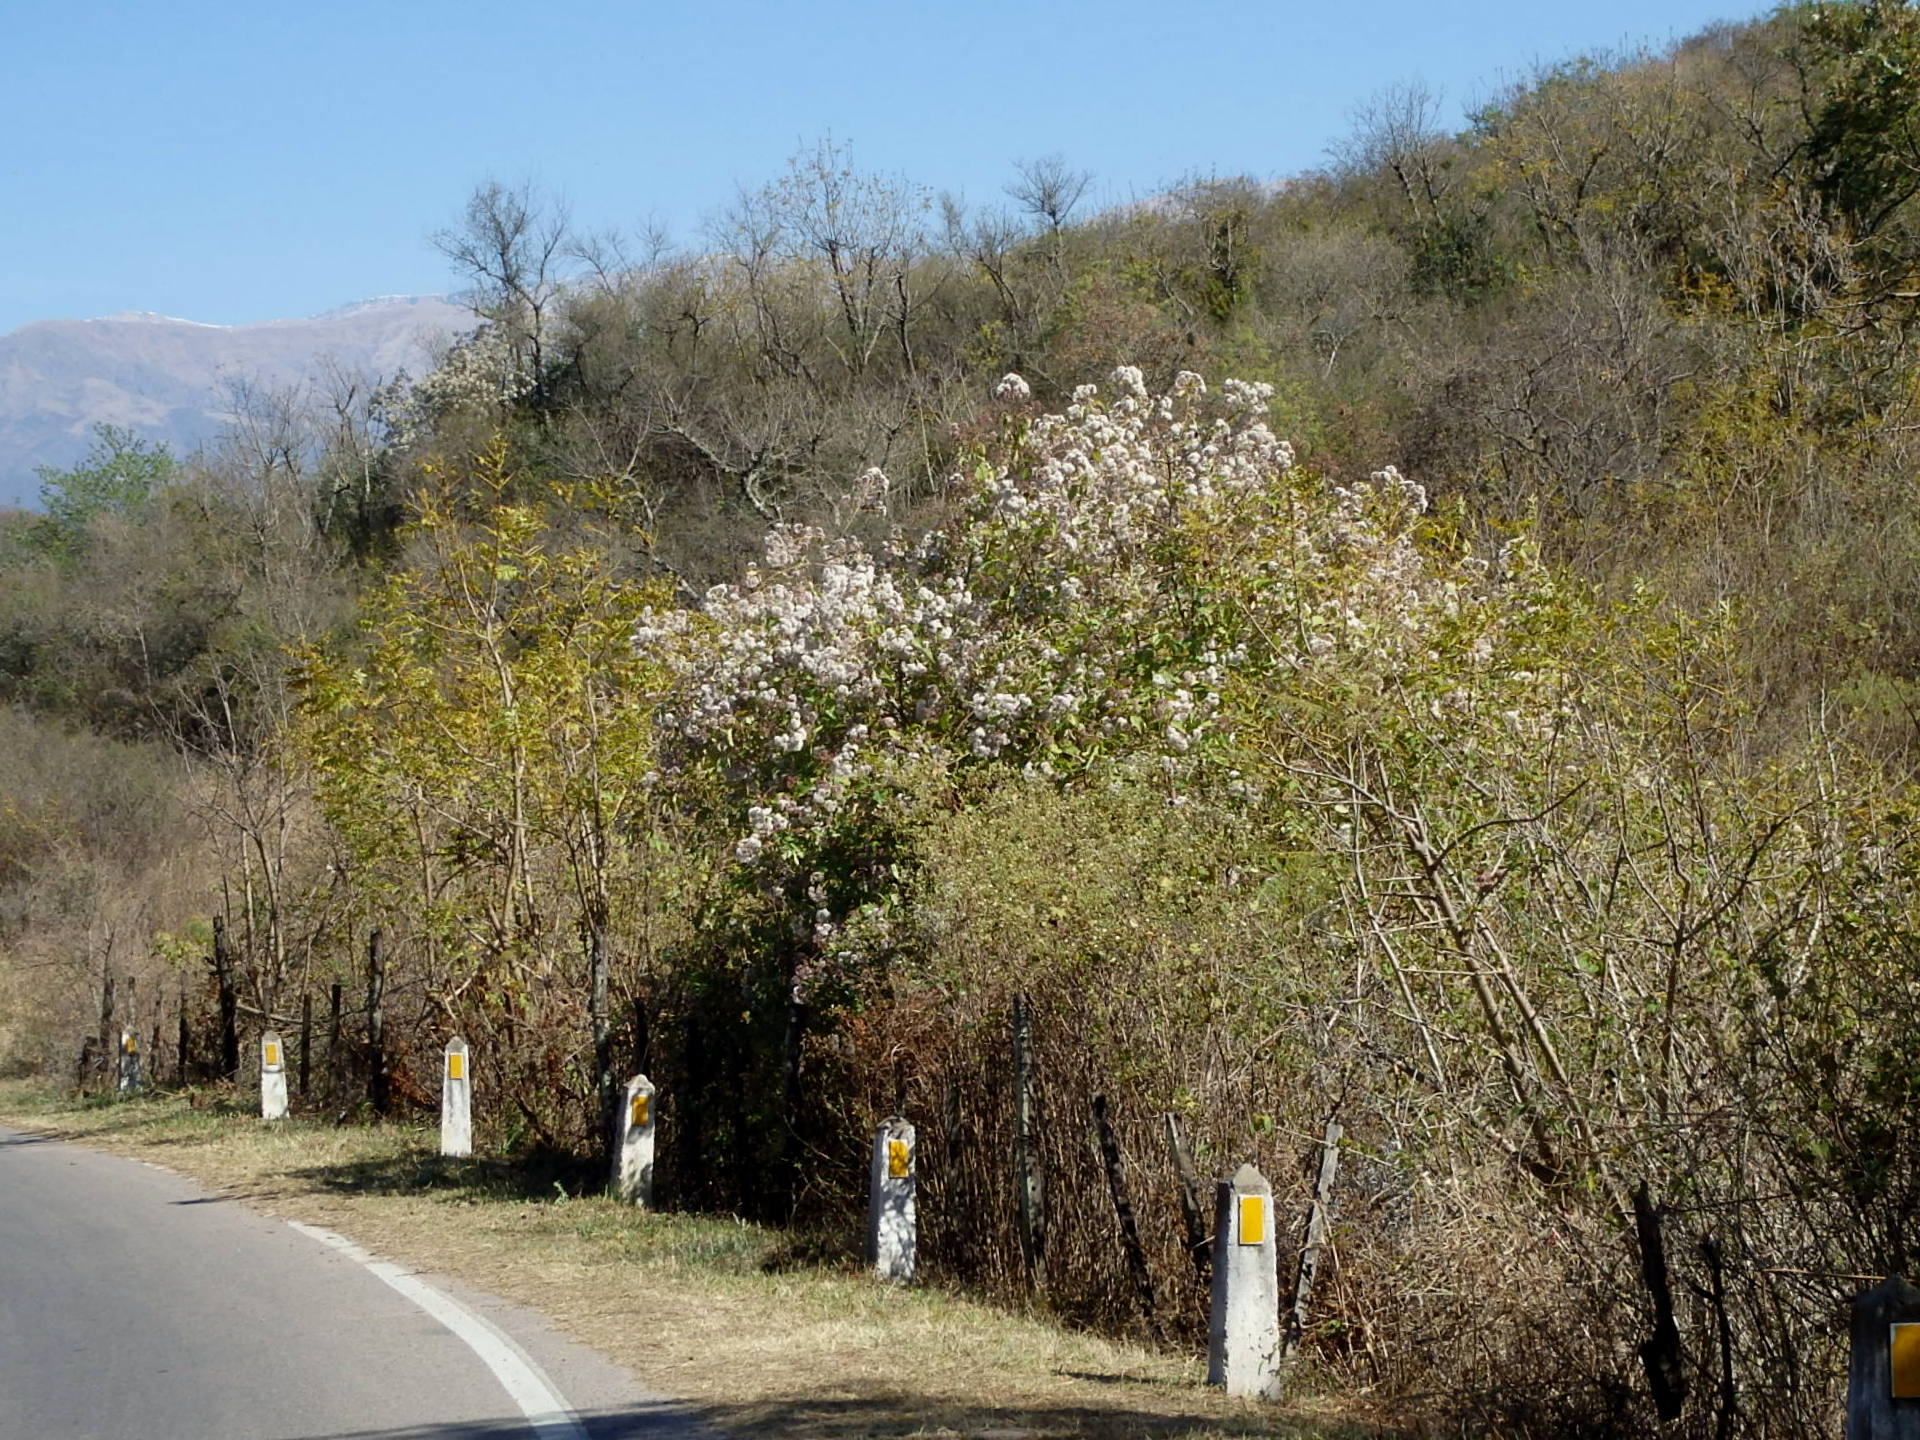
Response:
[0, 1081, 1363, 1440]
[9, 6, 1920, 1435]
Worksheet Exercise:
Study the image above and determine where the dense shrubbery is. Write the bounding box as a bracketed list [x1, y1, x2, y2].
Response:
[18, 6, 1920, 1433]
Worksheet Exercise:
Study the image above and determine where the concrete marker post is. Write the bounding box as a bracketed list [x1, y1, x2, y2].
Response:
[866, 1116, 916, 1284]
[260, 1030, 289, 1121]
[117, 1028, 140, 1093]
[1208, 1162, 1282, 1400]
[611, 1074, 656, 1206]
[441, 1035, 472, 1158]
[1849, 1274, 1920, 1439]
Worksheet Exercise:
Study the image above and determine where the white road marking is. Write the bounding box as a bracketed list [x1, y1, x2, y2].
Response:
[288, 1221, 587, 1440]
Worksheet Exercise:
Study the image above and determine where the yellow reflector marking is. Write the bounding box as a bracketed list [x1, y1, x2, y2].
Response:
[264, 1044, 279, 1068]
[630, 1094, 650, 1128]
[887, 1138, 910, 1179]
[447, 1053, 464, 1080]
[1238, 1194, 1266, 1246]
[1894, 1323, 1920, 1398]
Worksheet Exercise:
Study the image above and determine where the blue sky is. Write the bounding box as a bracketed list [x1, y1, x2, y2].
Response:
[1, 0, 1755, 335]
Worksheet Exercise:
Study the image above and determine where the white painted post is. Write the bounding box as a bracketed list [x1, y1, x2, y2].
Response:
[1208, 1162, 1282, 1400]
[612, 1074, 656, 1205]
[117, 1029, 140, 1093]
[866, 1116, 916, 1284]
[260, 1030, 288, 1121]
[440, 1035, 471, 1158]
[1848, 1275, 1920, 1439]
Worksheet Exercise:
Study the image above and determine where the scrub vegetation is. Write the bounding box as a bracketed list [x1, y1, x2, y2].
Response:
[9, 6, 1920, 1434]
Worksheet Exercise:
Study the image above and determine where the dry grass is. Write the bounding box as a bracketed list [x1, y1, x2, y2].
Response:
[0, 1082, 1391, 1440]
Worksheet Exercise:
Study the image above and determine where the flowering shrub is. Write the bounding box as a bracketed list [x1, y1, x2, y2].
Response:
[371, 324, 535, 451]
[637, 367, 1561, 994]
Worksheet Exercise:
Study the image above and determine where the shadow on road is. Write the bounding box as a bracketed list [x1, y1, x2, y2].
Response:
[690, 1390, 1394, 1440]
[292, 1394, 1391, 1439]
[294, 1399, 705, 1439]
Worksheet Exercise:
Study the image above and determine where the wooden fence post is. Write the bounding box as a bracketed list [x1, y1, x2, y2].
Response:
[1012, 993, 1044, 1285]
[212, 917, 239, 1080]
[590, 925, 613, 1164]
[1632, 1182, 1687, 1422]
[1093, 1094, 1156, 1328]
[326, 982, 343, 1098]
[298, 992, 312, 1097]
[96, 972, 115, 1091]
[1283, 1116, 1342, 1361]
[1165, 1113, 1212, 1286]
[176, 982, 190, 1086]
[366, 929, 388, 1116]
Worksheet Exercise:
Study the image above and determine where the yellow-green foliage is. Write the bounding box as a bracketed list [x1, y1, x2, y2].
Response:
[292, 438, 682, 1137]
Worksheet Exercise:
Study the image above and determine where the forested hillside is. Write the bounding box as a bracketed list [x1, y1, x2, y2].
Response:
[11, 6, 1920, 1434]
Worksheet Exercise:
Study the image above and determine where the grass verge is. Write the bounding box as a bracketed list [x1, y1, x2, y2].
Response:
[0, 1081, 1389, 1440]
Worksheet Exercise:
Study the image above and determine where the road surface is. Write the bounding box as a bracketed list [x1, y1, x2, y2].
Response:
[0, 1125, 692, 1439]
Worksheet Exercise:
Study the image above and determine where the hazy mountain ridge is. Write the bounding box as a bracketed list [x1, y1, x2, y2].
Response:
[0, 295, 474, 507]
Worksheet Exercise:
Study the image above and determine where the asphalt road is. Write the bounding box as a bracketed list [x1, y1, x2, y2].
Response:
[0, 1125, 693, 1440]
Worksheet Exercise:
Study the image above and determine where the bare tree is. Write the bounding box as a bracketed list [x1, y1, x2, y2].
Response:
[1007, 153, 1092, 235]
[1334, 81, 1456, 221]
[568, 218, 673, 299]
[433, 180, 573, 408]
[1008, 154, 1091, 285]
[941, 194, 1036, 350]
[715, 140, 931, 383]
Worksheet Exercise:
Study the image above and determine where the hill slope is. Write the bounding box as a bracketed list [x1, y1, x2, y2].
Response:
[0, 296, 472, 506]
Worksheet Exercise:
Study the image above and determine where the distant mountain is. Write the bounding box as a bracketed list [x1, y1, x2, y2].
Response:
[0, 295, 475, 508]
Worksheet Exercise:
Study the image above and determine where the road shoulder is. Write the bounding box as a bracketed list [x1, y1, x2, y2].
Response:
[0, 1084, 1375, 1440]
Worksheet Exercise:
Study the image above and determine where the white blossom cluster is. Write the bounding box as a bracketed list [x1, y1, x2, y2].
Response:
[371, 325, 535, 451]
[635, 367, 1544, 990]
